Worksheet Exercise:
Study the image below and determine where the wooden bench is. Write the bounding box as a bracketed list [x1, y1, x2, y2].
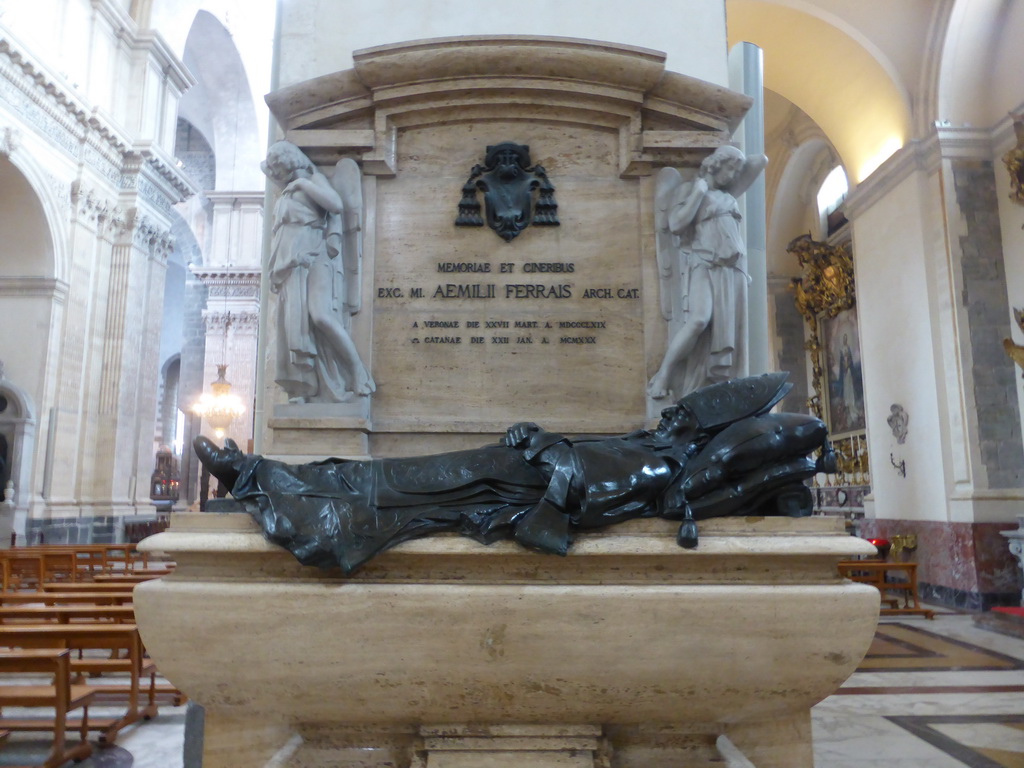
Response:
[0, 604, 135, 624]
[1, 546, 97, 588]
[0, 591, 134, 606]
[92, 571, 171, 583]
[41, 582, 136, 593]
[0, 648, 99, 767]
[1, 552, 45, 592]
[102, 543, 149, 573]
[0, 545, 174, 592]
[0, 623, 155, 742]
[837, 560, 935, 619]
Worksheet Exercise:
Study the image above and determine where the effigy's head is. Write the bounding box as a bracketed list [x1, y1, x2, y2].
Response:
[701, 145, 745, 187]
[263, 141, 315, 182]
[653, 403, 700, 441]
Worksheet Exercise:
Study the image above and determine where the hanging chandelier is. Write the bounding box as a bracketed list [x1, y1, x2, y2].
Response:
[192, 364, 245, 438]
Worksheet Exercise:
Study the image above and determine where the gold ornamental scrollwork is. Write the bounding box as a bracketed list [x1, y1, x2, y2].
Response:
[788, 234, 855, 419]
[788, 234, 867, 485]
[1003, 114, 1024, 205]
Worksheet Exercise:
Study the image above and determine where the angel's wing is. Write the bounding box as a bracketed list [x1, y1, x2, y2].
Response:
[655, 167, 685, 321]
[332, 158, 363, 315]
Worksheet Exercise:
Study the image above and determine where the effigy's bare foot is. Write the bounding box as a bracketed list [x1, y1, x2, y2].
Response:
[647, 373, 670, 399]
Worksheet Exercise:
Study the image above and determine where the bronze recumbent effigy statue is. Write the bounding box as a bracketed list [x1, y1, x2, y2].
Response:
[195, 372, 834, 574]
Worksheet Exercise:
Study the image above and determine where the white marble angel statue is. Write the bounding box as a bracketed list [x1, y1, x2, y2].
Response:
[262, 141, 375, 403]
[647, 145, 767, 400]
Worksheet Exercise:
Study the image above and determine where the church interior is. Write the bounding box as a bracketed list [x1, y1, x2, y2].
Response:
[1, 0, 1024, 765]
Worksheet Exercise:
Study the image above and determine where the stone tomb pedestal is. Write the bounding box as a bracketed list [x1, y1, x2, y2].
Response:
[135, 513, 879, 767]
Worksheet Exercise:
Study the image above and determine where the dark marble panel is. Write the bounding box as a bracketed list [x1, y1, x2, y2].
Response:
[857, 519, 1021, 602]
[920, 581, 1019, 612]
[26, 515, 125, 546]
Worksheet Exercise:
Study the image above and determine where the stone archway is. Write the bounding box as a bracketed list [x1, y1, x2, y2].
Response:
[0, 362, 37, 546]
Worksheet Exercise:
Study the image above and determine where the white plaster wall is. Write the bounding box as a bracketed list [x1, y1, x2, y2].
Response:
[277, 0, 729, 89]
[938, 0, 1024, 128]
[0, 1, 134, 124]
[0, 299, 55, 416]
[988, 2, 1024, 126]
[0, 169, 54, 279]
[851, 171, 948, 523]
[146, 0, 275, 153]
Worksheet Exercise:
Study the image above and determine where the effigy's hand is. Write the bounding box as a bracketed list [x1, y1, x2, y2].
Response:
[505, 422, 540, 449]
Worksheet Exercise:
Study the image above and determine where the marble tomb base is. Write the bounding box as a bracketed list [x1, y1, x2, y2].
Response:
[135, 512, 878, 768]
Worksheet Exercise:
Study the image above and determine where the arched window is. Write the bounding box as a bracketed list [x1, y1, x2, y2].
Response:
[816, 165, 849, 237]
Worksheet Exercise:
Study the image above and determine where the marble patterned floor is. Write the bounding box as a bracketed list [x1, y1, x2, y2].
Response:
[1, 608, 1023, 766]
[814, 610, 1024, 767]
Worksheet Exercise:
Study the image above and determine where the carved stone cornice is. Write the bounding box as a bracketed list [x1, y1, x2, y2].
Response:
[0, 125, 20, 156]
[191, 267, 262, 300]
[0, 35, 132, 155]
[933, 124, 993, 159]
[266, 36, 752, 177]
[203, 310, 260, 334]
[125, 209, 174, 259]
[127, 140, 199, 201]
[70, 181, 116, 226]
[0, 25, 194, 215]
[842, 138, 935, 221]
[0, 277, 70, 303]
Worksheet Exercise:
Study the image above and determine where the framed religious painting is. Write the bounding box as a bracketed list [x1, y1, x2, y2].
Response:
[820, 306, 866, 438]
[788, 235, 869, 487]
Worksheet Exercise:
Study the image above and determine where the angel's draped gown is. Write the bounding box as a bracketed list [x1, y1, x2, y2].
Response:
[677, 186, 748, 394]
[268, 183, 368, 402]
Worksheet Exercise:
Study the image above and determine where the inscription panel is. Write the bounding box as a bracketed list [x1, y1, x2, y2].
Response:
[373, 122, 647, 430]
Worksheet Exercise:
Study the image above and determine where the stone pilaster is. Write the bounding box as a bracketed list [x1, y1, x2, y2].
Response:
[88, 210, 173, 513]
[45, 184, 122, 514]
[191, 268, 261, 451]
[949, 157, 1024, 489]
[768, 276, 809, 414]
[188, 191, 263, 453]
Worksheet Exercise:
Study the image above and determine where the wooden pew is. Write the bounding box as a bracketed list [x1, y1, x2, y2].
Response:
[0, 648, 99, 767]
[92, 571, 171, 583]
[41, 582, 136, 593]
[0, 545, 174, 591]
[0, 623, 153, 742]
[0, 604, 135, 624]
[0, 592, 134, 606]
[0, 552, 45, 591]
[102, 543, 146, 573]
[837, 560, 935, 619]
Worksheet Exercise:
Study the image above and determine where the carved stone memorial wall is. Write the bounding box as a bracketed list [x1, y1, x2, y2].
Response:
[261, 37, 752, 458]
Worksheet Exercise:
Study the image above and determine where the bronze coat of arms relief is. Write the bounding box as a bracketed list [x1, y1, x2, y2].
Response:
[455, 142, 560, 242]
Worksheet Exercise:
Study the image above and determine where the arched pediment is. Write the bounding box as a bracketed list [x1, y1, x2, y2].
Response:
[266, 36, 755, 177]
